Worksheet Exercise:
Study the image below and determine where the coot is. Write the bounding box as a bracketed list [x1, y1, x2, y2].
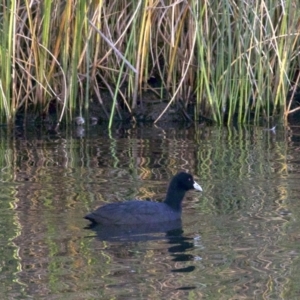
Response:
[84, 172, 202, 225]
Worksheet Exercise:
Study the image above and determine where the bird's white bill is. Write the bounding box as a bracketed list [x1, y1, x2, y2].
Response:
[193, 181, 203, 192]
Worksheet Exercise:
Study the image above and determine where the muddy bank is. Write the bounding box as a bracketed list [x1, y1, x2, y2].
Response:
[86, 89, 300, 126]
[87, 90, 197, 123]
[15, 89, 300, 128]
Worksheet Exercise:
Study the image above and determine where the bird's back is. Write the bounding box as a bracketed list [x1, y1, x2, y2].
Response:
[84, 200, 181, 225]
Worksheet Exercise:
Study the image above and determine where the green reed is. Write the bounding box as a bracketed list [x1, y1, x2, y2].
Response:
[0, 0, 299, 126]
[0, 0, 15, 123]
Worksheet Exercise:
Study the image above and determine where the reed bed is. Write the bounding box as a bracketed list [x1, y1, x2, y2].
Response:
[0, 0, 299, 126]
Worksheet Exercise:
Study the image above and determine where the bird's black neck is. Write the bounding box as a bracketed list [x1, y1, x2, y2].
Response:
[164, 188, 185, 211]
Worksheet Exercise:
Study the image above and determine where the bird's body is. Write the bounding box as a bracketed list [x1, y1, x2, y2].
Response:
[85, 200, 183, 225]
[84, 172, 202, 225]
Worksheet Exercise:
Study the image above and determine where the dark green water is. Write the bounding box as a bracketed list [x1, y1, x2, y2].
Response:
[0, 123, 300, 299]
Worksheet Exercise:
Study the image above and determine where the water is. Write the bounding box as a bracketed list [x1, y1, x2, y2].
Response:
[0, 124, 300, 299]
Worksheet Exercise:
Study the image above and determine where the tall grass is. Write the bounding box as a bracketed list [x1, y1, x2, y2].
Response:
[0, 0, 299, 126]
[0, 0, 15, 123]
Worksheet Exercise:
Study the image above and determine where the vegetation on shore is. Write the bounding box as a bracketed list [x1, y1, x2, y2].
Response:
[0, 0, 300, 127]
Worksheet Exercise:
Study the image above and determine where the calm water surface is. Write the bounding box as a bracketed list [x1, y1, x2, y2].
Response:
[0, 123, 300, 299]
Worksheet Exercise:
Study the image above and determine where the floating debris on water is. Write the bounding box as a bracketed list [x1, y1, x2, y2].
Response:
[75, 116, 85, 125]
